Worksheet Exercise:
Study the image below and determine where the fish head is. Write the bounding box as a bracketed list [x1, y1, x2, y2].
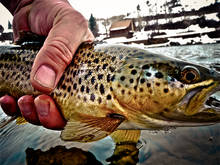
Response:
[112, 48, 220, 128]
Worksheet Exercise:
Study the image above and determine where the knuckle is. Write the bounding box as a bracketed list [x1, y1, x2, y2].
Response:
[43, 39, 73, 68]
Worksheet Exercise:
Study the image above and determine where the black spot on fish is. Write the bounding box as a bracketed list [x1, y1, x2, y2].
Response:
[129, 79, 134, 83]
[90, 94, 95, 101]
[98, 74, 103, 80]
[84, 96, 87, 102]
[80, 85, 85, 92]
[156, 82, 160, 86]
[180, 84, 184, 88]
[111, 75, 115, 81]
[91, 76, 95, 85]
[16, 81, 19, 87]
[78, 78, 82, 84]
[146, 72, 151, 77]
[73, 70, 77, 77]
[86, 86, 90, 93]
[107, 94, 112, 100]
[98, 97, 102, 104]
[110, 87, 113, 91]
[134, 86, 137, 91]
[62, 84, 67, 90]
[140, 88, 144, 92]
[129, 65, 134, 69]
[96, 65, 100, 72]
[84, 74, 89, 80]
[73, 83, 77, 90]
[93, 58, 99, 63]
[79, 50, 83, 54]
[109, 66, 115, 72]
[142, 64, 150, 70]
[119, 55, 123, 60]
[87, 60, 91, 65]
[107, 74, 111, 82]
[120, 76, 125, 81]
[99, 84, 105, 94]
[147, 83, 151, 88]
[140, 78, 145, 84]
[67, 86, 71, 92]
[95, 84, 98, 90]
[111, 56, 116, 62]
[103, 64, 108, 70]
[1, 71, 5, 77]
[131, 69, 137, 75]
[164, 88, 169, 93]
[155, 72, 164, 79]
[86, 52, 91, 57]
[121, 89, 125, 95]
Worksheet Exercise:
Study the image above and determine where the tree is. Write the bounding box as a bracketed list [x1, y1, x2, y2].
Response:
[136, 4, 142, 31]
[102, 18, 110, 37]
[89, 14, 99, 37]
[0, 24, 4, 34]
[8, 21, 12, 29]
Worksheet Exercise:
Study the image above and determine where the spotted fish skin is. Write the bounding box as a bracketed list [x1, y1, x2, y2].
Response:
[0, 43, 219, 142]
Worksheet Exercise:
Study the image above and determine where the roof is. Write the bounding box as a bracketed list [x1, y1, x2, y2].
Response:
[110, 20, 132, 31]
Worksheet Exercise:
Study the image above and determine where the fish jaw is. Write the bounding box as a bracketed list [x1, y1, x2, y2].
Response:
[178, 79, 218, 115]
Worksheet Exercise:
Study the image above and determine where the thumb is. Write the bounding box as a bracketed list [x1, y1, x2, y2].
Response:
[30, 11, 94, 93]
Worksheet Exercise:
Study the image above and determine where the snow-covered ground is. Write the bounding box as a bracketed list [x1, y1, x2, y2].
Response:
[101, 23, 219, 47]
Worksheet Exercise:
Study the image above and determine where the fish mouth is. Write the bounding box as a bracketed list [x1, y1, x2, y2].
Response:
[169, 81, 220, 124]
[152, 81, 220, 127]
[204, 93, 220, 114]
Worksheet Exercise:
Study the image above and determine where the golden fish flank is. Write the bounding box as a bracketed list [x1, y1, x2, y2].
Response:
[0, 43, 220, 142]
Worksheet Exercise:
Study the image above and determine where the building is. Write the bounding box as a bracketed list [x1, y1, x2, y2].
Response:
[109, 19, 135, 38]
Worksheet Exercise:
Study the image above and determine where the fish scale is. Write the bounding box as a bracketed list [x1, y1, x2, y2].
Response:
[0, 43, 220, 142]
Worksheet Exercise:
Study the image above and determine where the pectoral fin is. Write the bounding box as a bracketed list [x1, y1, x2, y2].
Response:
[61, 113, 125, 142]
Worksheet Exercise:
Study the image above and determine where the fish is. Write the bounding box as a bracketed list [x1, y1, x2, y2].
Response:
[0, 39, 220, 142]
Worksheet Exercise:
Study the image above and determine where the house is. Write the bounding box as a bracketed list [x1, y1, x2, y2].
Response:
[109, 19, 135, 38]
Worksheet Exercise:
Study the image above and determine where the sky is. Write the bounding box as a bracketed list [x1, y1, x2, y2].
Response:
[0, 0, 216, 30]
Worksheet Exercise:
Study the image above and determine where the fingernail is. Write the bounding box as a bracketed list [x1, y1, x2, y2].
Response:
[34, 65, 56, 89]
[19, 101, 33, 116]
[36, 99, 50, 116]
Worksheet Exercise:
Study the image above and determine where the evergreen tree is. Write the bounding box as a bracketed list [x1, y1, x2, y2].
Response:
[8, 21, 12, 29]
[0, 24, 4, 34]
[89, 14, 98, 37]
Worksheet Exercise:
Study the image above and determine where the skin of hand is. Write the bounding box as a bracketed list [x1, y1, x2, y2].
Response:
[0, 0, 94, 130]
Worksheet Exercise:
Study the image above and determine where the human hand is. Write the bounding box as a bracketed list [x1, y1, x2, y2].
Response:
[0, 0, 94, 129]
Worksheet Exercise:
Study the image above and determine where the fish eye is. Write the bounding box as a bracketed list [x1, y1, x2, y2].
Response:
[181, 66, 200, 84]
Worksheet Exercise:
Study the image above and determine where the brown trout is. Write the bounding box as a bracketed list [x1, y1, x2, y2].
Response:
[0, 43, 219, 142]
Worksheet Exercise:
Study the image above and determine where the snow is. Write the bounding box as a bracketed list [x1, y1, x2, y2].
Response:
[205, 13, 220, 21]
[110, 26, 128, 31]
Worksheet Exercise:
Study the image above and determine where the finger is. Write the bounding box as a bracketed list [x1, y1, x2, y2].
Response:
[84, 28, 95, 43]
[34, 95, 66, 130]
[0, 95, 18, 116]
[12, 5, 31, 42]
[18, 95, 40, 125]
[30, 7, 94, 93]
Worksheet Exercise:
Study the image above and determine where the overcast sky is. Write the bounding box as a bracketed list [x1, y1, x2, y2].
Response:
[0, 0, 216, 30]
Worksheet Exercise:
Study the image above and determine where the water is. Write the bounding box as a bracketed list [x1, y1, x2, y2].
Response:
[0, 43, 220, 165]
